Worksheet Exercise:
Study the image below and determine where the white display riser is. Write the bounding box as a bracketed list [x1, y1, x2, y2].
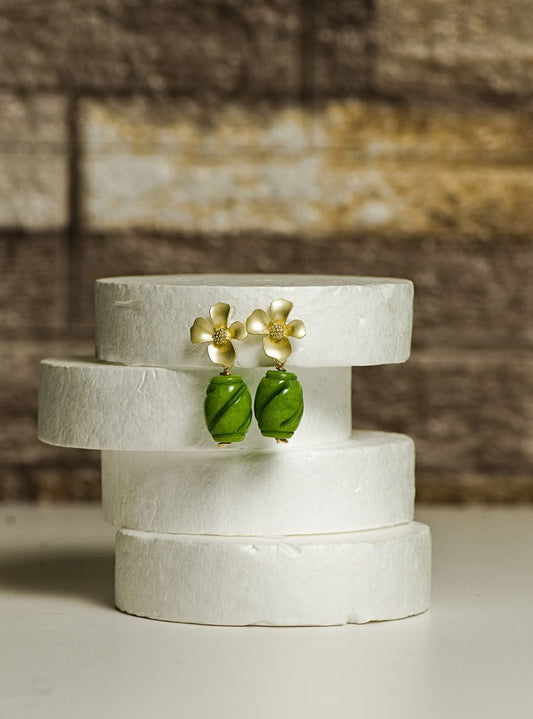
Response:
[38, 361, 351, 451]
[102, 431, 414, 536]
[96, 274, 413, 368]
[115, 522, 431, 626]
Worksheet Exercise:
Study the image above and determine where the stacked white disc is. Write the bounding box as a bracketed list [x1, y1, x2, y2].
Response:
[38, 275, 431, 626]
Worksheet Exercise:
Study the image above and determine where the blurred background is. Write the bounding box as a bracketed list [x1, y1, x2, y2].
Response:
[0, 0, 532, 503]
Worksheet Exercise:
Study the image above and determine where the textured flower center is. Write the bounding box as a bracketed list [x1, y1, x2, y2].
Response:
[212, 326, 231, 346]
[268, 321, 286, 342]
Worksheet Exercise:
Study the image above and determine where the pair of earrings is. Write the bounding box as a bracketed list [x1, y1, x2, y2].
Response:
[190, 299, 306, 447]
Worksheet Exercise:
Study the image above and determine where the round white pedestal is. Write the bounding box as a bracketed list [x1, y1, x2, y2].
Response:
[38, 360, 351, 450]
[37, 273, 428, 628]
[95, 274, 413, 368]
[115, 522, 431, 626]
[102, 431, 415, 535]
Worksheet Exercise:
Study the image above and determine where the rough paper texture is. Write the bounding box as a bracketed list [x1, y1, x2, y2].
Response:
[38, 359, 351, 451]
[115, 522, 431, 626]
[102, 431, 415, 535]
[95, 275, 413, 368]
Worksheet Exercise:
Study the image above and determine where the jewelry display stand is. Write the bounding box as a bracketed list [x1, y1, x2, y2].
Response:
[38, 275, 431, 626]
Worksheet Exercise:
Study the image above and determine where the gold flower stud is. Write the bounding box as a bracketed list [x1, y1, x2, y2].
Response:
[246, 299, 306, 368]
[190, 302, 247, 370]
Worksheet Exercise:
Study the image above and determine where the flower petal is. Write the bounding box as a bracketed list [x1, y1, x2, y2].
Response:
[263, 335, 291, 364]
[210, 302, 230, 327]
[190, 316, 214, 344]
[286, 318, 306, 339]
[269, 298, 293, 322]
[208, 341, 236, 368]
[246, 308, 269, 335]
[229, 321, 247, 341]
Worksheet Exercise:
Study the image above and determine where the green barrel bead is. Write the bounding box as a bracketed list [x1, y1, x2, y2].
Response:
[204, 374, 252, 444]
[254, 370, 304, 441]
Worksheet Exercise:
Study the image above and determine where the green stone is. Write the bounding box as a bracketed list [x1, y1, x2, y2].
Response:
[204, 374, 252, 444]
[254, 370, 304, 441]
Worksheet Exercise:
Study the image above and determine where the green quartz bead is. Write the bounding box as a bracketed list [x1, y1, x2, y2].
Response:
[204, 374, 252, 444]
[254, 370, 304, 441]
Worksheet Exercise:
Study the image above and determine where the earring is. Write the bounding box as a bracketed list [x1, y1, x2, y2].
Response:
[246, 299, 306, 444]
[190, 302, 252, 446]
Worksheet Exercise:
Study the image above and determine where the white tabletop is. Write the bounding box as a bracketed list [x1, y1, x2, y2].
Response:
[1, 504, 532, 719]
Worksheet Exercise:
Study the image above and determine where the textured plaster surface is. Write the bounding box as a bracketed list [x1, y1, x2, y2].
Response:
[38, 359, 352, 451]
[115, 521, 431, 626]
[102, 431, 415, 535]
[95, 274, 413, 367]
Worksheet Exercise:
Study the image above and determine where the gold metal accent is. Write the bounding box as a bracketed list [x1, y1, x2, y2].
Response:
[269, 299, 293, 322]
[246, 308, 269, 335]
[229, 321, 247, 342]
[286, 318, 306, 339]
[190, 302, 247, 369]
[190, 316, 213, 344]
[210, 302, 230, 327]
[212, 326, 231, 346]
[246, 299, 306, 366]
[269, 321, 286, 342]
[263, 335, 291, 364]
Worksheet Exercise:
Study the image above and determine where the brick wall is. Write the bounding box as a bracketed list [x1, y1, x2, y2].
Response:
[1, 1, 532, 502]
